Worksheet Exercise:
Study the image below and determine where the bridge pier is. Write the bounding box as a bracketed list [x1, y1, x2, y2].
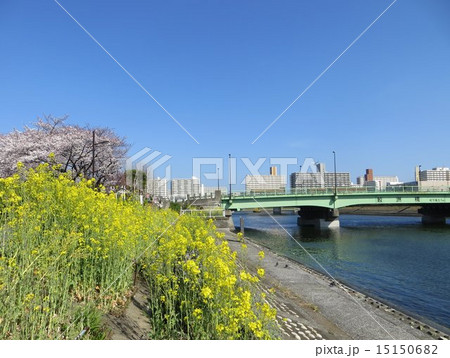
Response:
[297, 217, 340, 229]
[273, 207, 282, 215]
[419, 205, 450, 225]
[297, 207, 339, 229]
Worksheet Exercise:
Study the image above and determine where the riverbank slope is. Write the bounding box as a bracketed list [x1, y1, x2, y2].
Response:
[220, 229, 449, 340]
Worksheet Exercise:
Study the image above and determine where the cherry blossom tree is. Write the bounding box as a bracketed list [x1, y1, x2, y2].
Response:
[0, 115, 128, 186]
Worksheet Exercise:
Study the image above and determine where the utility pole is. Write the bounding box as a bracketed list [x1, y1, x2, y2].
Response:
[91, 131, 109, 183]
[333, 151, 337, 197]
[92, 130, 95, 179]
[228, 154, 232, 200]
[217, 167, 220, 191]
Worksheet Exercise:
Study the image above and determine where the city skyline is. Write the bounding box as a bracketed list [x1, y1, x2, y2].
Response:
[136, 157, 448, 194]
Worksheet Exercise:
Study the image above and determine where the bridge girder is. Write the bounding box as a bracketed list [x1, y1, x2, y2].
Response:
[222, 192, 450, 212]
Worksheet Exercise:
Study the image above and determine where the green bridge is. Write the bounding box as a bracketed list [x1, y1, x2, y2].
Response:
[220, 187, 450, 228]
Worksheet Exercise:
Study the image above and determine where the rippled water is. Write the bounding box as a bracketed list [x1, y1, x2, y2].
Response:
[232, 212, 450, 330]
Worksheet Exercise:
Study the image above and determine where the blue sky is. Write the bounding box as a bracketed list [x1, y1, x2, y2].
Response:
[1, 0, 449, 188]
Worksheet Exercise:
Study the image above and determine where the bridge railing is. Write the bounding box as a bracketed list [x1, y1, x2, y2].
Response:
[180, 208, 225, 218]
[222, 185, 450, 198]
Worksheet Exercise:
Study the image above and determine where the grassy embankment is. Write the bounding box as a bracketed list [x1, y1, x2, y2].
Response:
[0, 164, 278, 339]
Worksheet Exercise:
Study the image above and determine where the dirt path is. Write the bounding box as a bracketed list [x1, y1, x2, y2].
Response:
[104, 281, 151, 340]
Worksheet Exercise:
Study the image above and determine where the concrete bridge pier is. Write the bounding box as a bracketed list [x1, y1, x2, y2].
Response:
[419, 205, 450, 225]
[273, 207, 282, 215]
[297, 207, 339, 229]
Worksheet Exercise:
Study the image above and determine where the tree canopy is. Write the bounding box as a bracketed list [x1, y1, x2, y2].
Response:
[0, 115, 128, 186]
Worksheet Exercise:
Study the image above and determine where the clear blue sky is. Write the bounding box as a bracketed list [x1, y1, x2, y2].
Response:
[1, 0, 449, 188]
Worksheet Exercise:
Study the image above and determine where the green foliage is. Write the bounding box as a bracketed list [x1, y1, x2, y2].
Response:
[169, 201, 181, 212]
[125, 169, 147, 192]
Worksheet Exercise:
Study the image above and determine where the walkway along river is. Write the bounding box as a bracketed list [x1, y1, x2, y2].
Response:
[231, 212, 450, 332]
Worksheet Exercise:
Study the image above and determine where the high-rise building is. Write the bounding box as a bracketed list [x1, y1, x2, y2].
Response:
[147, 177, 168, 198]
[245, 175, 286, 194]
[360, 169, 400, 190]
[420, 167, 450, 181]
[171, 177, 200, 199]
[417, 167, 450, 190]
[364, 169, 374, 182]
[290, 172, 325, 188]
[290, 162, 351, 189]
[369, 176, 400, 190]
[356, 176, 365, 186]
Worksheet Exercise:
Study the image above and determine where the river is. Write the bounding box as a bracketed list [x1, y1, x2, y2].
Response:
[232, 212, 450, 330]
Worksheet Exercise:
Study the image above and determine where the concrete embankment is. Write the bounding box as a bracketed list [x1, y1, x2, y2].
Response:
[219, 228, 449, 340]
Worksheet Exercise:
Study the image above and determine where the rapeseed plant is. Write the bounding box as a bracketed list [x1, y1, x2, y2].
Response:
[0, 164, 278, 339]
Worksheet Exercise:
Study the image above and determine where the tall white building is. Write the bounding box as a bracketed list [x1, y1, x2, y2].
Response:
[420, 167, 450, 181]
[358, 169, 400, 190]
[290, 162, 351, 189]
[366, 176, 400, 190]
[418, 167, 450, 190]
[171, 177, 200, 199]
[290, 172, 325, 188]
[147, 177, 168, 198]
[245, 175, 286, 194]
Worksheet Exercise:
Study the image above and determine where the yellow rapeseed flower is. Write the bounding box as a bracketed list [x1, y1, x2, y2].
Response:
[201, 286, 213, 300]
[185, 259, 200, 275]
[193, 308, 203, 320]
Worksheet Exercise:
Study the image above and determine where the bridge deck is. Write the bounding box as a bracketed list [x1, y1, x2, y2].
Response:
[221, 187, 450, 210]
